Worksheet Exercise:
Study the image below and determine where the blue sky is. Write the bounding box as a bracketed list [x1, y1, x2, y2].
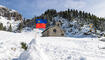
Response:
[0, 0, 105, 19]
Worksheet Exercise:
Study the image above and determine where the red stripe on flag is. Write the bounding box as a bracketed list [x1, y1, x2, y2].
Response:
[36, 23, 46, 29]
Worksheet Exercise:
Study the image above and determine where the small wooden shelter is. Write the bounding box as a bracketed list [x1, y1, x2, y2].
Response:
[42, 22, 64, 37]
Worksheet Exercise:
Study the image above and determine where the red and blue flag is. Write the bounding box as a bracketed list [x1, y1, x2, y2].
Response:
[36, 19, 47, 29]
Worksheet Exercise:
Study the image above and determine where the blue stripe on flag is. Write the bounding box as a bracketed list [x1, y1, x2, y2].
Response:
[36, 19, 47, 24]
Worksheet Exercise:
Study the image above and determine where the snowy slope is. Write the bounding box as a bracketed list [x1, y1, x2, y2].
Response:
[1, 29, 105, 60]
[0, 29, 37, 60]
[0, 16, 20, 31]
[18, 29, 105, 60]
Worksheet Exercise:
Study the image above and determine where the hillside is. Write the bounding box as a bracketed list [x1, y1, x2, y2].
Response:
[0, 5, 23, 32]
[23, 9, 105, 37]
[0, 5, 104, 37]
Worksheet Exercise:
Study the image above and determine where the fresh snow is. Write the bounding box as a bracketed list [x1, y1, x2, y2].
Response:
[9, 9, 17, 13]
[19, 36, 105, 60]
[0, 30, 36, 60]
[0, 29, 105, 60]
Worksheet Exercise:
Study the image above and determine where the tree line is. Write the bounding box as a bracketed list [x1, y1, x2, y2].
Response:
[31, 9, 105, 29]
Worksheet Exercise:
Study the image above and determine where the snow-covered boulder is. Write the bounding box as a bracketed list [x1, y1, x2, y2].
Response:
[18, 39, 41, 60]
[18, 38, 50, 60]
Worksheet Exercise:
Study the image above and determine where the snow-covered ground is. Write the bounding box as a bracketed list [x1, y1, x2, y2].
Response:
[0, 30, 36, 60]
[0, 29, 105, 60]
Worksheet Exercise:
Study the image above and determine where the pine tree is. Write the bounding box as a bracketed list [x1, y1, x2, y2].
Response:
[17, 23, 23, 32]
[0, 23, 3, 30]
[79, 11, 82, 18]
[3, 26, 6, 31]
[8, 24, 12, 32]
[72, 10, 76, 18]
[75, 10, 78, 17]
[82, 11, 85, 18]
[67, 9, 71, 20]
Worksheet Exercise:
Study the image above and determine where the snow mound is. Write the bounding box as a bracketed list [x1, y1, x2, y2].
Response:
[18, 39, 51, 60]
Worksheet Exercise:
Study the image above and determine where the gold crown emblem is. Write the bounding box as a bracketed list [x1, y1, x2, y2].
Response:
[38, 21, 40, 23]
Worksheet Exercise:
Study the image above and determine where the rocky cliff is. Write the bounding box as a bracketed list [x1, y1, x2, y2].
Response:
[0, 6, 22, 21]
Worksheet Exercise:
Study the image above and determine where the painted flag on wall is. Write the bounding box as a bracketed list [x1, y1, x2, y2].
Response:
[36, 19, 47, 29]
